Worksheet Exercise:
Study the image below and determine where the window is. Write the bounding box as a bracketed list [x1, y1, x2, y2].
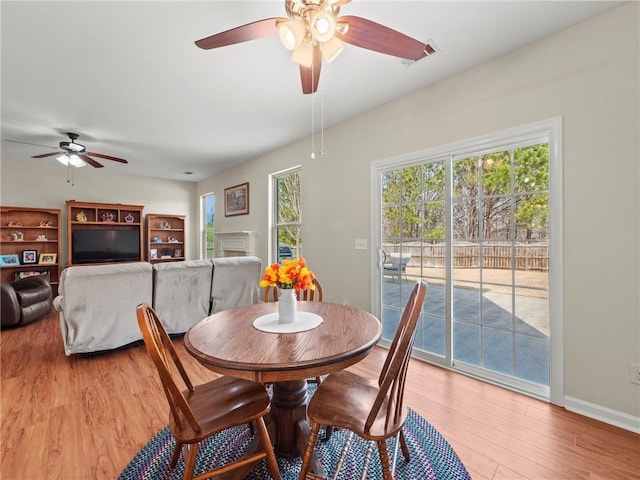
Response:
[271, 168, 301, 263]
[201, 193, 215, 259]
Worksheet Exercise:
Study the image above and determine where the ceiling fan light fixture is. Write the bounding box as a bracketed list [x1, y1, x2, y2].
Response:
[57, 154, 86, 168]
[278, 20, 305, 50]
[320, 35, 343, 63]
[68, 142, 84, 152]
[312, 12, 336, 43]
[292, 40, 314, 67]
[69, 154, 87, 167]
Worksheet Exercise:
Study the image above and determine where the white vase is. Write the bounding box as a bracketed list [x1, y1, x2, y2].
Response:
[278, 288, 297, 324]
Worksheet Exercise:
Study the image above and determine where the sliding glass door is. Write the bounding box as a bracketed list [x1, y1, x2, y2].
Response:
[374, 120, 561, 401]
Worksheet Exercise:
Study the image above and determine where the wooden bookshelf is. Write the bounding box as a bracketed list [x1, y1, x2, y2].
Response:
[0, 206, 62, 289]
[146, 214, 185, 263]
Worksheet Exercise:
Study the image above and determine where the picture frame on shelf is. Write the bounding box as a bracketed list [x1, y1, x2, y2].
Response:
[22, 250, 38, 264]
[150, 248, 158, 260]
[0, 254, 20, 267]
[38, 253, 57, 265]
[224, 182, 249, 216]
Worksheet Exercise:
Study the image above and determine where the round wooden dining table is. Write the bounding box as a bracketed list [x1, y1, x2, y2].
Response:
[184, 300, 382, 475]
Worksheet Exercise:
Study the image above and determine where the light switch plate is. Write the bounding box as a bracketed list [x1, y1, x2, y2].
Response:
[355, 239, 367, 250]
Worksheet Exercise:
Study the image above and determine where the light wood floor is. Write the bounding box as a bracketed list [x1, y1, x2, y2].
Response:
[1, 312, 638, 479]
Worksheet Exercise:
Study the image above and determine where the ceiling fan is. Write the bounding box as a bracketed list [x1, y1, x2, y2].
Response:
[15, 132, 128, 168]
[195, 0, 436, 94]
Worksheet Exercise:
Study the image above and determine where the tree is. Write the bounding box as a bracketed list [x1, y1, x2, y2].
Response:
[382, 144, 549, 243]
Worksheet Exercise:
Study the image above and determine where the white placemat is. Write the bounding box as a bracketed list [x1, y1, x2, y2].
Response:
[253, 312, 324, 333]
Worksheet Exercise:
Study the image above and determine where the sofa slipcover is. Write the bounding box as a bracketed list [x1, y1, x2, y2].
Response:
[55, 262, 153, 355]
[211, 256, 262, 313]
[54, 257, 263, 355]
[152, 259, 214, 334]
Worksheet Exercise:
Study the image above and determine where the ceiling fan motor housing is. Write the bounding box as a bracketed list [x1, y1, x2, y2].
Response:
[60, 133, 85, 153]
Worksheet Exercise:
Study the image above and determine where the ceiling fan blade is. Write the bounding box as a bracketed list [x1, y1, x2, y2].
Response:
[31, 152, 61, 159]
[195, 17, 285, 50]
[79, 154, 104, 168]
[6, 139, 58, 149]
[86, 152, 128, 164]
[337, 15, 433, 61]
[300, 45, 322, 95]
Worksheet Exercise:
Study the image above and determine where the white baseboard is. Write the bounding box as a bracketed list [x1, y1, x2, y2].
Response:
[564, 396, 640, 434]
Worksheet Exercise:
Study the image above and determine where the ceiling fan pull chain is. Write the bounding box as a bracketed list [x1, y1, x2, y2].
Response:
[310, 59, 316, 159]
[320, 79, 326, 156]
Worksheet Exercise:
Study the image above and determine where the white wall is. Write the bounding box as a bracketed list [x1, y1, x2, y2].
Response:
[0, 159, 197, 266]
[198, 3, 639, 423]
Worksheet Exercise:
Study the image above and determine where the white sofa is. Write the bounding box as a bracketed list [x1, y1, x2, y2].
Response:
[54, 256, 262, 355]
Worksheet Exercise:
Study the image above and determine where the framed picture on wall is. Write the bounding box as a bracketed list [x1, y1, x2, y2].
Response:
[224, 182, 249, 216]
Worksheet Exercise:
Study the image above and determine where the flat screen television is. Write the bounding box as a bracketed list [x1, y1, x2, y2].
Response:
[72, 229, 141, 264]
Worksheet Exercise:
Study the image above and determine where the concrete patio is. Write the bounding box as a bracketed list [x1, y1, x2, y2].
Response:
[381, 275, 550, 386]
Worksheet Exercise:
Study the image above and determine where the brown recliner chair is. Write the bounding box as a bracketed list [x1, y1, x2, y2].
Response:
[1, 275, 52, 329]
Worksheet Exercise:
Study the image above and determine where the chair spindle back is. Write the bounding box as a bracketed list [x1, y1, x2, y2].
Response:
[365, 280, 427, 432]
[136, 303, 201, 434]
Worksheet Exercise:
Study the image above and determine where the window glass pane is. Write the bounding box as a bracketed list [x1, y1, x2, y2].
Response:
[481, 151, 511, 196]
[273, 168, 301, 262]
[514, 144, 549, 193]
[423, 202, 445, 240]
[515, 193, 549, 241]
[381, 170, 402, 204]
[202, 193, 215, 259]
[453, 199, 479, 239]
[382, 206, 401, 240]
[482, 195, 513, 240]
[422, 162, 445, 202]
[276, 171, 301, 224]
[453, 157, 479, 198]
[401, 166, 422, 203]
[400, 204, 421, 239]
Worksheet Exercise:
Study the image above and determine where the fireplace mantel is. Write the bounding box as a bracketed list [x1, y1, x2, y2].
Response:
[215, 231, 256, 257]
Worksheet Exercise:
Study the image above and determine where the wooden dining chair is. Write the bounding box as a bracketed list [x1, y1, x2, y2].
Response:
[263, 278, 323, 385]
[135, 303, 281, 480]
[298, 280, 427, 480]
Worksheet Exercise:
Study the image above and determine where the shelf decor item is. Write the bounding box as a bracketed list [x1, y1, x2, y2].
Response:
[124, 213, 135, 223]
[259, 257, 315, 324]
[38, 253, 57, 265]
[22, 250, 37, 264]
[15, 270, 48, 280]
[0, 254, 20, 267]
[224, 182, 249, 216]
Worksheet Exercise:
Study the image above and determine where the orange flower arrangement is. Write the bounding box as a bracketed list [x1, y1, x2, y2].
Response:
[259, 257, 315, 292]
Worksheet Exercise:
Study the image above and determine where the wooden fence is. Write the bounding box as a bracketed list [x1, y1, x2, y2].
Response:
[383, 242, 548, 271]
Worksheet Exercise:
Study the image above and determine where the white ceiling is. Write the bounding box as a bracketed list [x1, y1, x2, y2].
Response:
[1, 1, 621, 182]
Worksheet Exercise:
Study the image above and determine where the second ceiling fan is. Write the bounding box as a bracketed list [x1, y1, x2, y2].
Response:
[195, 0, 436, 94]
[30, 132, 128, 168]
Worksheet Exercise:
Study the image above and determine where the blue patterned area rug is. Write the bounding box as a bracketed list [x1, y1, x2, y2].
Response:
[119, 407, 471, 480]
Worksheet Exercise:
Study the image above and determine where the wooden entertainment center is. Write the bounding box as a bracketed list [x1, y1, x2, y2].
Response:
[66, 201, 144, 266]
